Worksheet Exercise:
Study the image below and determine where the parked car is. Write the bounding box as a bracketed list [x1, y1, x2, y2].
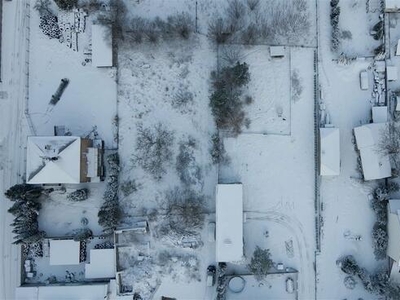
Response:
[286, 277, 295, 294]
[360, 70, 369, 90]
[207, 222, 216, 242]
[207, 265, 216, 287]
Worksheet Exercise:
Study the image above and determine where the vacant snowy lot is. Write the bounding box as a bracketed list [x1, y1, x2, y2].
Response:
[219, 47, 316, 300]
[28, 2, 117, 148]
[317, 1, 386, 299]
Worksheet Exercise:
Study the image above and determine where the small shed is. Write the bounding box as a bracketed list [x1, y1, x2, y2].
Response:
[387, 66, 398, 81]
[396, 40, 400, 56]
[85, 248, 116, 279]
[49, 239, 80, 265]
[372, 106, 388, 123]
[216, 184, 243, 263]
[92, 24, 113, 67]
[270, 46, 285, 58]
[320, 127, 340, 176]
[354, 123, 392, 181]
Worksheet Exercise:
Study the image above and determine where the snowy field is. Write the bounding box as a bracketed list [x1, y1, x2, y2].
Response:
[316, 0, 387, 299]
[28, 2, 117, 148]
[219, 47, 316, 300]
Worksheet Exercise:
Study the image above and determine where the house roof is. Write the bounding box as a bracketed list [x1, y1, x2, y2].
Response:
[372, 106, 388, 123]
[26, 136, 81, 184]
[388, 200, 400, 263]
[386, 0, 400, 10]
[354, 123, 391, 180]
[15, 284, 109, 300]
[216, 184, 243, 263]
[387, 66, 398, 81]
[320, 127, 340, 176]
[49, 239, 80, 265]
[85, 248, 115, 279]
[92, 24, 112, 67]
[270, 46, 285, 57]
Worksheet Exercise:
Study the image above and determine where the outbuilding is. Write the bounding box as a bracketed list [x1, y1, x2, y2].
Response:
[85, 248, 116, 279]
[387, 66, 398, 81]
[354, 123, 392, 181]
[270, 46, 285, 58]
[385, 0, 400, 12]
[49, 239, 80, 266]
[320, 127, 340, 176]
[92, 24, 113, 67]
[372, 106, 388, 123]
[216, 184, 243, 263]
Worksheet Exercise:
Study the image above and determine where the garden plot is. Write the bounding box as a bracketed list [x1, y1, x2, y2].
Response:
[28, 4, 117, 148]
[219, 47, 315, 300]
[230, 46, 291, 135]
[117, 35, 217, 214]
[338, 0, 381, 56]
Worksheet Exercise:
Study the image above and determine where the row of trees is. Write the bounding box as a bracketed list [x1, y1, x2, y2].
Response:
[330, 0, 341, 52]
[98, 153, 121, 235]
[338, 255, 400, 299]
[209, 62, 251, 135]
[208, 0, 310, 45]
[5, 184, 48, 244]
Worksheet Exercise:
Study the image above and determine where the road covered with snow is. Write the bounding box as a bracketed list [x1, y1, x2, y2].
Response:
[0, 0, 31, 299]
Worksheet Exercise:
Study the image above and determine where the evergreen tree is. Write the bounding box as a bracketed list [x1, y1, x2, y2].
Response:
[247, 246, 273, 281]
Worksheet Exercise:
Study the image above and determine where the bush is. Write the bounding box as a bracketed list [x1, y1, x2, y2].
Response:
[176, 137, 202, 186]
[330, 0, 341, 52]
[73, 228, 93, 241]
[247, 246, 273, 281]
[208, 18, 231, 44]
[210, 133, 228, 164]
[67, 189, 89, 201]
[166, 12, 194, 39]
[338, 255, 360, 275]
[54, 0, 77, 10]
[344, 276, 357, 290]
[372, 222, 388, 260]
[172, 89, 193, 109]
[134, 123, 174, 180]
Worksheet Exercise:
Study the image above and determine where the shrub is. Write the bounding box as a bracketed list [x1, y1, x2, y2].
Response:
[73, 228, 93, 241]
[54, 0, 77, 10]
[247, 246, 273, 281]
[208, 18, 231, 44]
[134, 123, 174, 180]
[372, 222, 388, 260]
[67, 189, 89, 201]
[338, 255, 360, 275]
[210, 133, 228, 164]
[176, 137, 202, 186]
[344, 276, 357, 290]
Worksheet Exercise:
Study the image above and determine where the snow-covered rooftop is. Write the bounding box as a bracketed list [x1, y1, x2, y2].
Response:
[26, 136, 81, 184]
[386, 0, 400, 11]
[49, 239, 80, 266]
[216, 184, 243, 263]
[372, 106, 388, 123]
[387, 66, 398, 81]
[270, 46, 285, 57]
[15, 283, 109, 300]
[85, 248, 115, 279]
[92, 24, 112, 67]
[320, 127, 340, 176]
[354, 123, 391, 181]
[388, 200, 400, 263]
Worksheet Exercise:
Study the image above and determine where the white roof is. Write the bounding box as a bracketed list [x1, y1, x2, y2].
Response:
[320, 128, 340, 176]
[386, 0, 400, 10]
[354, 123, 392, 180]
[397, 40, 400, 55]
[15, 284, 109, 300]
[270, 46, 285, 57]
[372, 106, 388, 123]
[216, 184, 243, 263]
[85, 248, 115, 279]
[387, 66, 398, 81]
[92, 24, 112, 67]
[26, 136, 81, 184]
[388, 200, 400, 262]
[49, 239, 80, 265]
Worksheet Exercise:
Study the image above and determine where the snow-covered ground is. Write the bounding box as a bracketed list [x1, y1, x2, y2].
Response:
[316, 1, 387, 299]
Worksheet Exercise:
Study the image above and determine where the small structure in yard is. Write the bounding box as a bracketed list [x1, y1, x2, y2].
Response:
[387, 200, 400, 282]
[353, 123, 392, 181]
[387, 66, 398, 81]
[49, 239, 80, 265]
[270, 46, 285, 58]
[92, 24, 113, 68]
[396, 40, 400, 56]
[320, 127, 340, 176]
[216, 184, 243, 263]
[15, 283, 110, 300]
[85, 248, 116, 279]
[385, 0, 400, 12]
[26, 136, 103, 184]
[372, 106, 388, 123]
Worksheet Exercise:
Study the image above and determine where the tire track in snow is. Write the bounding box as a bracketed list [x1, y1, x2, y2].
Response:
[246, 210, 315, 299]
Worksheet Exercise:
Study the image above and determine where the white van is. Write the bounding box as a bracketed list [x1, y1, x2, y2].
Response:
[360, 70, 369, 90]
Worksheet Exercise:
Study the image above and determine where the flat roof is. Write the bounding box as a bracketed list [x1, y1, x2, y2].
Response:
[387, 66, 398, 81]
[354, 123, 392, 180]
[270, 46, 285, 57]
[26, 136, 81, 184]
[49, 239, 80, 266]
[320, 127, 340, 176]
[386, 0, 400, 10]
[372, 106, 388, 123]
[216, 184, 243, 263]
[92, 24, 112, 67]
[15, 284, 109, 300]
[85, 248, 115, 279]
